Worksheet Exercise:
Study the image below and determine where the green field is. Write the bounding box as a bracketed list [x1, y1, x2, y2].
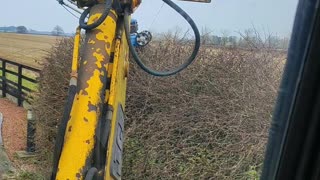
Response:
[0, 33, 59, 68]
[0, 68, 38, 92]
[0, 33, 58, 91]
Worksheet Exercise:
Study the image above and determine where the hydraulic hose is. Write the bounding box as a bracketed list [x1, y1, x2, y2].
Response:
[124, 0, 201, 76]
[85, 167, 98, 180]
[79, 0, 112, 30]
[51, 84, 77, 180]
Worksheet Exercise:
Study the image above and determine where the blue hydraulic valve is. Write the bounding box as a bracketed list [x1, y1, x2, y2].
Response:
[130, 19, 152, 47]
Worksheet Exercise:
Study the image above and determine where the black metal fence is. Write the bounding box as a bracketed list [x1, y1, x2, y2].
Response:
[0, 58, 40, 106]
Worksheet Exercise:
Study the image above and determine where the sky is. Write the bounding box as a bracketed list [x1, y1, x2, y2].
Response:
[0, 0, 298, 37]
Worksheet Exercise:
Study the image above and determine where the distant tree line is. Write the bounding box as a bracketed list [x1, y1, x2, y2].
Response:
[0, 25, 66, 37]
[0, 26, 16, 32]
[0, 26, 28, 33]
[152, 27, 290, 50]
[200, 28, 290, 50]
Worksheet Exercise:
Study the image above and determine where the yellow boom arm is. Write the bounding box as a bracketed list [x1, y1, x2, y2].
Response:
[52, 0, 206, 179]
[56, 4, 129, 180]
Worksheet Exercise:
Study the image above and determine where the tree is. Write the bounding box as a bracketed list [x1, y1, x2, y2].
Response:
[221, 30, 230, 46]
[279, 37, 290, 50]
[52, 25, 64, 36]
[212, 35, 222, 46]
[16, 26, 28, 34]
[227, 36, 238, 47]
[200, 27, 213, 45]
[238, 29, 263, 49]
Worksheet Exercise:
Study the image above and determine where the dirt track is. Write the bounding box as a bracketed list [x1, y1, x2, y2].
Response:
[0, 98, 26, 175]
[0, 33, 58, 68]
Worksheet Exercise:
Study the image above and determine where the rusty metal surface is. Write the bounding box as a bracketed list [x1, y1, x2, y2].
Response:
[56, 4, 118, 179]
[76, 6, 116, 93]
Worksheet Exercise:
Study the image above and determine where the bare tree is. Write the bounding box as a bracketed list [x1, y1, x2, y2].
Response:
[201, 27, 213, 45]
[221, 30, 230, 46]
[52, 25, 65, 36]
[17, 26, 28, 34]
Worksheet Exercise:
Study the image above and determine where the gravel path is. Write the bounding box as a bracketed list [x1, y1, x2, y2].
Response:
[0, 112, 12, 177]
[0, 112, 3, 145]
[0, 98, 27, 166]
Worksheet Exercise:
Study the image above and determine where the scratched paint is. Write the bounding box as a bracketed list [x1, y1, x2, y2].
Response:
[104, 20, 130, 179]
[56, 4, 118, 179]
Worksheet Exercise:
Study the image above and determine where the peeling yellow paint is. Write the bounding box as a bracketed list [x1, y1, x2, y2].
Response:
[89, 39, 96, 44]
[93, 52, 104, 68]
[104, 23, 129, 180]
[56, 7, 118, 180]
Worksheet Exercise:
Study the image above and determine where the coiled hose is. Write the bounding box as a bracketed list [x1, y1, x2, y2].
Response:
[124, 0, 201, 76]
[79, 0, 112, 30]
[78, 0, 200, 76]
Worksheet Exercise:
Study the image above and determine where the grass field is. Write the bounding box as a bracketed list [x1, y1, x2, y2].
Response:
[0, 70, 38, 91]
[0, 33, 52, 91]
[0, 33, 59, 68]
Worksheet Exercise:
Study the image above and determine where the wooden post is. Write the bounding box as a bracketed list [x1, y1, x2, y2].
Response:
[26, 109, 36, 153]
[15, 109, 37, 158]
[17, 65, 23, 106]
[1, 60, 6, 98]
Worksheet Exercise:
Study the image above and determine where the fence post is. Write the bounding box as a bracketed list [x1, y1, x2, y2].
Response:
[17, 65, 23, 106]
[26, 109, 36, 153]
[1, 60, 6, 98]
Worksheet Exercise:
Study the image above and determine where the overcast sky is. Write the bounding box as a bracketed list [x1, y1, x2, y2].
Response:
[1, 0, 298, 37]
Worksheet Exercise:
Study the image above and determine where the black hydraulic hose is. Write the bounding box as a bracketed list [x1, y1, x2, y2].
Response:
[124, 0, 201, 76]
[85, 167, 98, 180]
[79, 0, 112, 30]
[51, 84, 77, 180]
